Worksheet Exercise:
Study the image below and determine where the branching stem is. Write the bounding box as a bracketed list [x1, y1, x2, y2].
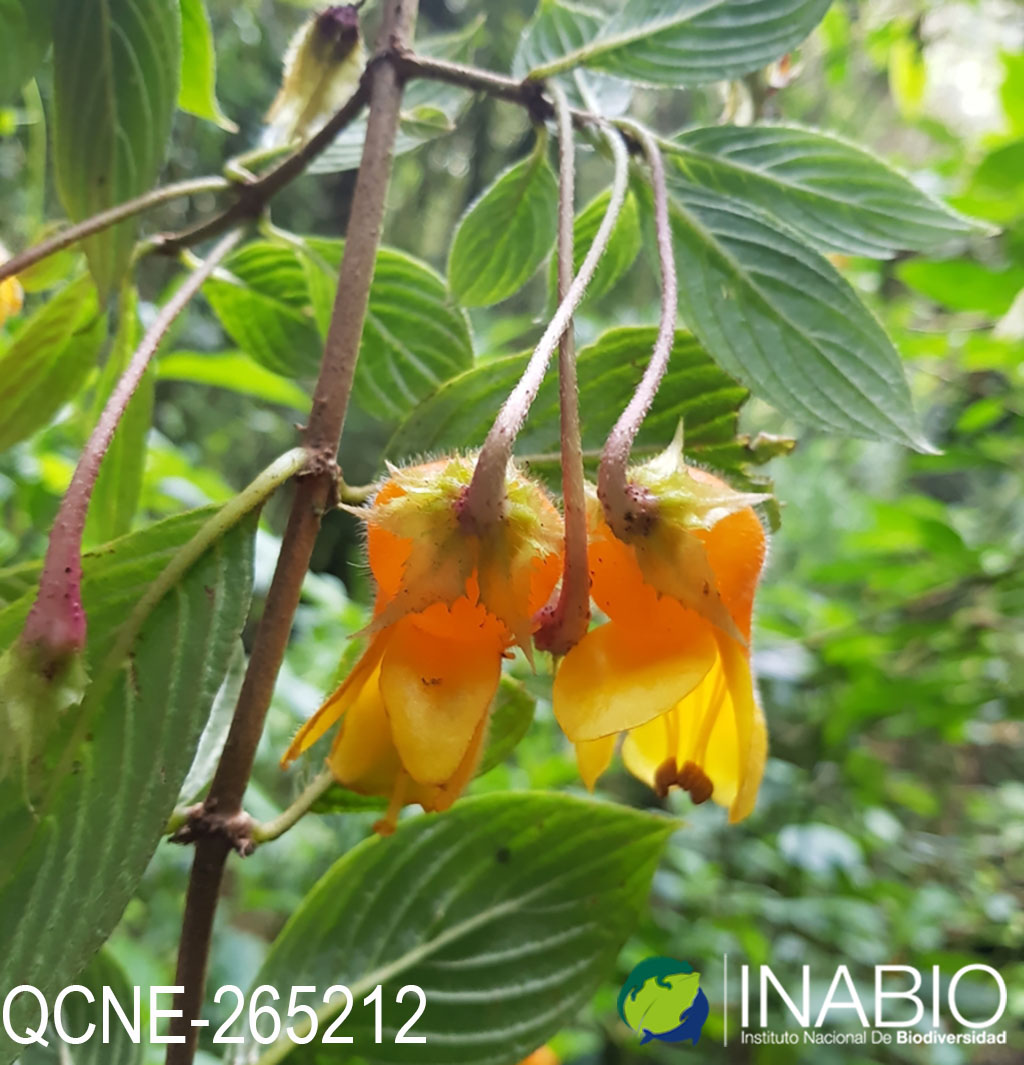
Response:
[598, 122, 678, 541]
[0, 178, 230, 284]
[251, 769, 335, 844]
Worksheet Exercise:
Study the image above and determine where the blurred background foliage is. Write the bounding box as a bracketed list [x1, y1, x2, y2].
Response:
[1, 0, 1022, 1063]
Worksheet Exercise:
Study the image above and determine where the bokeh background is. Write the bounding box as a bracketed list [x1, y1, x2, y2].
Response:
[1, 1, 1022, 1062]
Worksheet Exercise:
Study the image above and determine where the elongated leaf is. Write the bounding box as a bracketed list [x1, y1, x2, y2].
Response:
[203, 242, 322, 378]
[0, 277, 106, 452]
[53, 0, 182, 295]
[388, 327, 782, 479]
[86, 286, 153, 545]
[178, 0, 237, 131]
[0, 509, 256, 1054]
[19, 951, 142, 1065]
[311, 20, 481, 174]
[654, 182, 931, 449]
[158, 350, 311, 409]
[0, 0, 54, 103]
[512, 0, 634, 115]
[548, 188, 641, 306]
[524, 0, 831, 87]
[667, 125, 982, 258]
[302, 239, 473, 421]
[229, 793, 672, 1065]
[449, 149, 559, 307]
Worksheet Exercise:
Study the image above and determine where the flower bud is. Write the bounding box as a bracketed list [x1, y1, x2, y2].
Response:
[264, 5, 366, 146]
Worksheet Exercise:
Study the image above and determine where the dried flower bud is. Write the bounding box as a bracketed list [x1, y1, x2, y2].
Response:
[264, 5, 366, 146]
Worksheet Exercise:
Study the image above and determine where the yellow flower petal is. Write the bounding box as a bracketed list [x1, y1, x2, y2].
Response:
[717, 636, 766, 823]
[620, 635, 766, 822]
[575, 735, 616, 790]
[380, 616, 501, 785]
[422, 711, 489, 813]
[327, 662, 401, 794]
[280, 632, 388, 766]
[0, 276, 23, 326]
[553, 620, 716, 743]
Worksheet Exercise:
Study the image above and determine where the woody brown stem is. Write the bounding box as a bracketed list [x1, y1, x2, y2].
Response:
[164, 2, 419, 1062]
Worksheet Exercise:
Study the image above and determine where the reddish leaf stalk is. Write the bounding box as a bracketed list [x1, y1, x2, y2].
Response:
[20, 228, 244, 667]
[534, 85, 590, 655]
[598, 124, 678, 540]
[461, 123, 631, 532]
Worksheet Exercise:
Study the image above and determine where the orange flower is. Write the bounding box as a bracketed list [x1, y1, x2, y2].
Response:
[282, 457, 561, 832]
[554, 433, 769, 822]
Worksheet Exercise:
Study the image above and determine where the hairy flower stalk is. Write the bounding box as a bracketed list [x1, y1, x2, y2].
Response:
[534, 86, 591, 655]
[20, 229, 244, 668]
[461, 124, 631, 534]
[598, 123, 678, 541]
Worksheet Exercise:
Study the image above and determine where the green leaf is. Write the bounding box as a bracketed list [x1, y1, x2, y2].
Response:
[301, 239, 474, 421]
[654, 182, 931, 450]
[524, 0, 832, 87]
[235, 793, 673, 1064]
[52, 0, 182, 296]
[667, 125, 983, 258]
[0, 0, 54, 103]
[178, 0, 237, 132]
[896, 258, 1024, 317]
[18, 951, 142, 1065]
[955, 139, 1024, 224]
[512, 0, 634, 115]
[311, 20, 482, 175]
[178, 639, 244, 803]
[85, 286, 153, 545]
[203, 242, 323, 378]
[388, 326, 780, 480]
[449, 148, 559, 307]
[0, 276, 106, 453]
[548, 188, 641, 306]
[158, 350, 311, 409]
[0, 508, 256, 1048]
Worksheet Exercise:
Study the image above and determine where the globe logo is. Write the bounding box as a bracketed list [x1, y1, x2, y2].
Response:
[617, 957, 710, 1047]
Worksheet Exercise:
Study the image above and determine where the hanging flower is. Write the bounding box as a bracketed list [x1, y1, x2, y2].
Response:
[282, 457, 562, 833]
[553, 432, 770, 822]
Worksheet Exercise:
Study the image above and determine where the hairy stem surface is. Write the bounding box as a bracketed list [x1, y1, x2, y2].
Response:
[598, 123, 678, 540]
